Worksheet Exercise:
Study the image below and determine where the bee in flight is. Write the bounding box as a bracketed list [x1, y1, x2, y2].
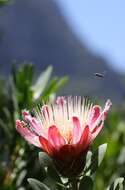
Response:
[94, 71, 106, 78]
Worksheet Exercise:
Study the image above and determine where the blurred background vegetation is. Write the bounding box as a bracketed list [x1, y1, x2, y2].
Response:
[0, 64, 68, 190]
[0, 0, 125, 189]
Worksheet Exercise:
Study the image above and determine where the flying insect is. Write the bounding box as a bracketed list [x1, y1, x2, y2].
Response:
[94, 71, 106, 78]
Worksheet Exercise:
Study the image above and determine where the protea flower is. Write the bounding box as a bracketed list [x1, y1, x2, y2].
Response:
[16, 96, 112, 177]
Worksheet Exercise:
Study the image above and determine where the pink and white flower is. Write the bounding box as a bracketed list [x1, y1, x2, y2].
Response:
[16, 96, 112, 176]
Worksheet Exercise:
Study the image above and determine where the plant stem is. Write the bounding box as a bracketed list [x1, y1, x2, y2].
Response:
[70, 178, 78, 190]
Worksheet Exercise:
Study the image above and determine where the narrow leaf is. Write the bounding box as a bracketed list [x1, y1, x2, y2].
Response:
[79, 176, 93, 190]
[28, 178, 50, 190]
[39, 152, 61, 184]
[42, 76, 68, 99]
[98, 143, 107, 166]
[43, 177, 58, 190]
[84, 143, 107, 175]
[32, 66, 53, 100]
[107, 177, 125, 190]
[39, 152, 52, 167]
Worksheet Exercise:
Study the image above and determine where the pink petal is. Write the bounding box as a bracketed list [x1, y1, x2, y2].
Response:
[31, 117, 46, 137]
[104, 99, 112, 112]
[48, 125, 66, 149]
[42, 105, 50, 120]
[91, 122, 104, 140]
[90, 99, 112, 132]
[39, 136, 54, 155]
[23, 112, 44, 136]
[103, 99, 112, 119]
[72, 116, 82, 144]
[23, 110, 29, 116]
[89, 105, 101, 125]
[78, 125, 90, 152]
[56, 96, 66, 106]
[16, 120, 41, 147]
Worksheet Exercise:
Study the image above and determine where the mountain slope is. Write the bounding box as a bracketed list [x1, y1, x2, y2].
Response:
[0, 0, 124, 102]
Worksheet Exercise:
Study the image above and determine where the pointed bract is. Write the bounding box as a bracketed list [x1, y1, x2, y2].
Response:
[16, 120, 41, 147]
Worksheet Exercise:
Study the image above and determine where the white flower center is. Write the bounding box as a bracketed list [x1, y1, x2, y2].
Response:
[34, 96, 93, 141]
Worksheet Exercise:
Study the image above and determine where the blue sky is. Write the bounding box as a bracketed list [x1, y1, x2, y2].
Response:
[56, 0, 125, 73]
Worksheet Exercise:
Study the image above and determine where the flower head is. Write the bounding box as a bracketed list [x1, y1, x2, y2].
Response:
[16, 96, 112, 177]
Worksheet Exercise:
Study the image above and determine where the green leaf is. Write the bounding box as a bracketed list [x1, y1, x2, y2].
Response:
[51, 76, 68, 93]
[47, 165, 61, 183]
[98, 143, 107, 165]
[42, 77, 59, 97]
[28, 178, 51, 190]
[85, 143, 107, 175]
[39, 153, 62, 189]
[43, 177, 58, 190]
[107, 177, 125, 190]
[41, 76, 68, 102]
[0, 0, 9, 6]
[32, 66, 53, 100]
[0, 118, 12, 139]
[79, 176, 93, 190]
[11, 63, 34, 109]
[39, 152, 52, 167]
[39, 152, 61, 183]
